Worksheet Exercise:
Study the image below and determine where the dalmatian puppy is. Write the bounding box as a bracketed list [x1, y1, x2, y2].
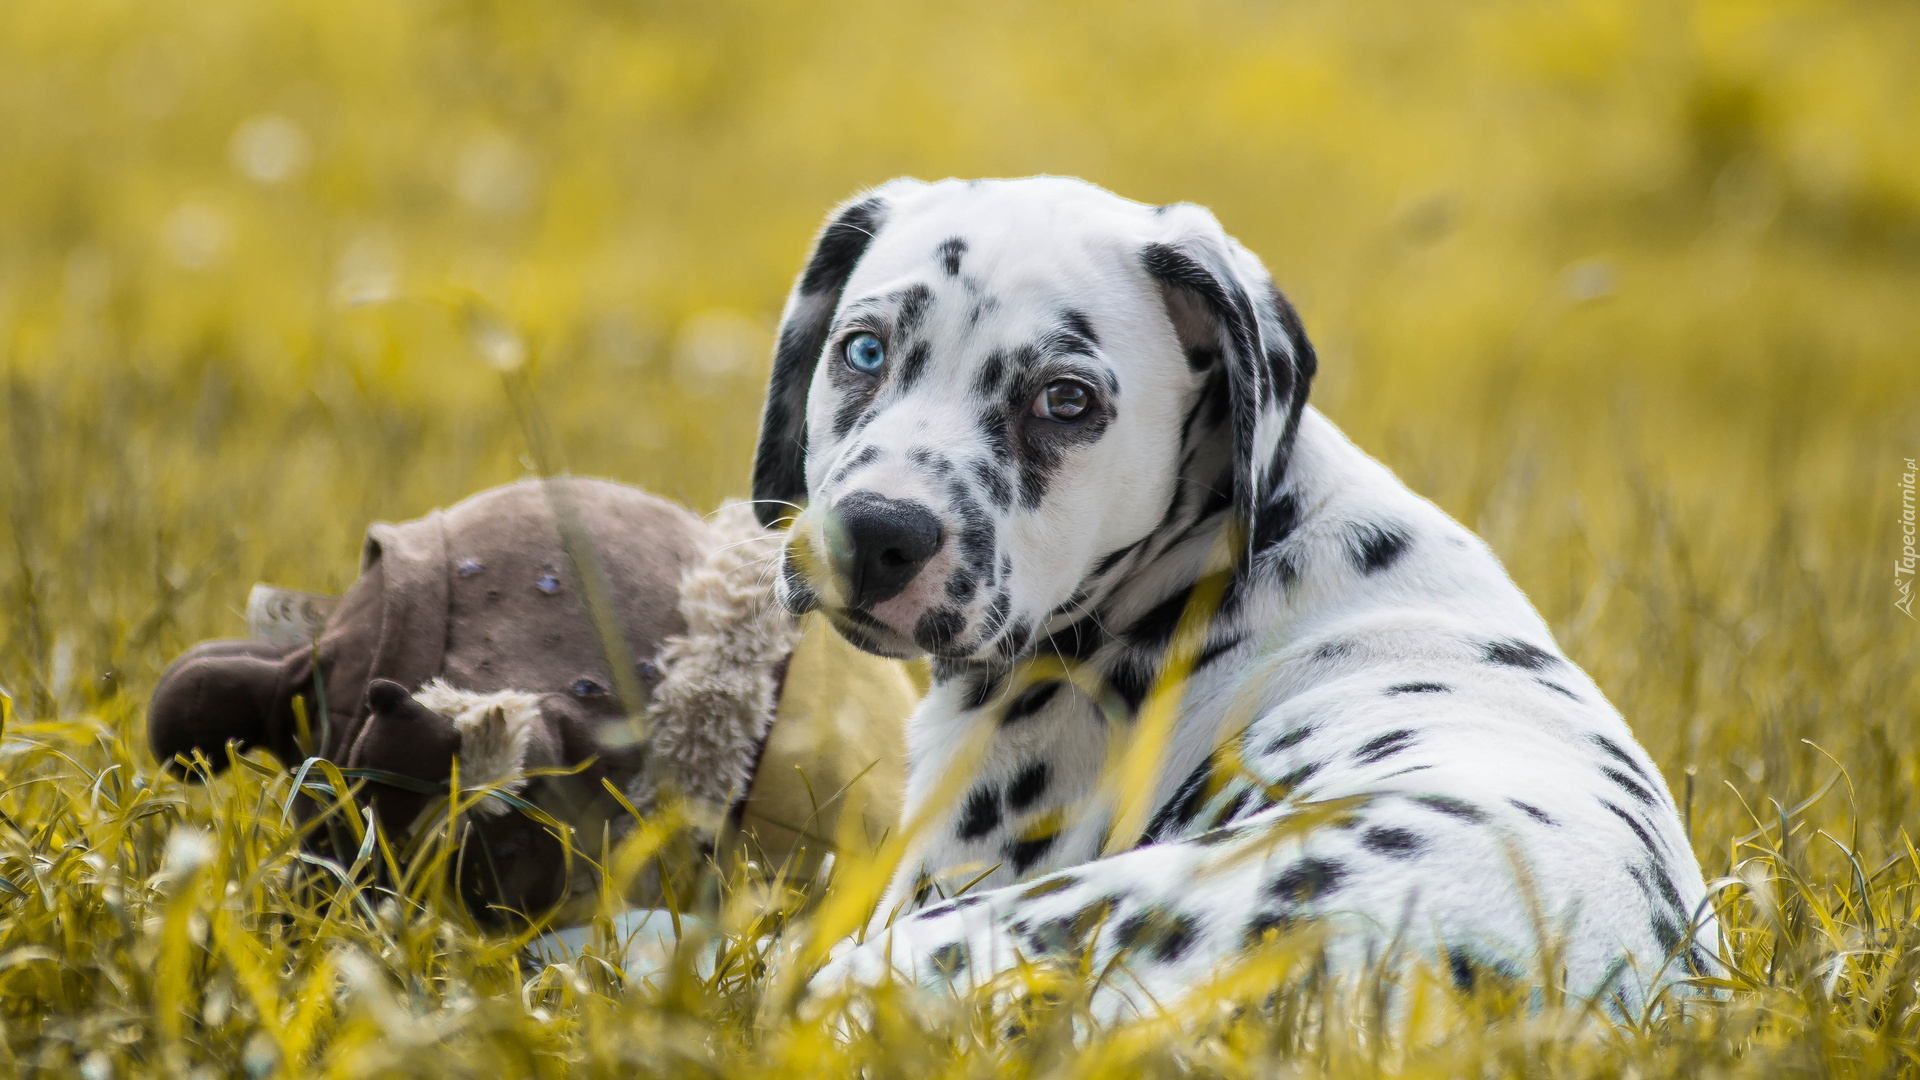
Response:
[751, 176, 1718, 1015]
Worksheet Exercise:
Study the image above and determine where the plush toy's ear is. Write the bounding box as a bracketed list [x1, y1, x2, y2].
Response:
[1140, 206, 1317, 553]
[147, 639, 298, 774]
[750, 191, 893, 528]
[345, 678, 460, 833]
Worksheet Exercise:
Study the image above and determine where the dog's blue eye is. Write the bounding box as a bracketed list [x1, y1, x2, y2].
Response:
[846, 332, 885, 374]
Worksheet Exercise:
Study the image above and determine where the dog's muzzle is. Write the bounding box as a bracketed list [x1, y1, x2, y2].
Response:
[823, 492, 944, 609]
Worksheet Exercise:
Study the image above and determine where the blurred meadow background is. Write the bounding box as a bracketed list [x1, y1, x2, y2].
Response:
[3, 0, 1918, 1076]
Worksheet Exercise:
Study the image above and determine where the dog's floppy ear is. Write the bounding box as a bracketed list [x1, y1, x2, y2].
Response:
[750, 192, 892, 528]
[1141, 206, 1317, 554]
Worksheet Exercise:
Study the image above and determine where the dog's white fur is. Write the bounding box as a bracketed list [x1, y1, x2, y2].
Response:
[753, 177, 1718, 1015]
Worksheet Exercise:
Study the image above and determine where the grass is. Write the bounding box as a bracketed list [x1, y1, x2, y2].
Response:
[2, 0, 1918, 1075]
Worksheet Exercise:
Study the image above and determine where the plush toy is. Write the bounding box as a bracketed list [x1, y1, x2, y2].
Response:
[146, 478, 915, 919]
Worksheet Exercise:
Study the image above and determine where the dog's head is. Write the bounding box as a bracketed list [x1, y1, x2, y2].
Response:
[752, 177, 1315, 662]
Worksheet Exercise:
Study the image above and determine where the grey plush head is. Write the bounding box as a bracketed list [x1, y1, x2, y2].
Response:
[752, 177, 1316, 663]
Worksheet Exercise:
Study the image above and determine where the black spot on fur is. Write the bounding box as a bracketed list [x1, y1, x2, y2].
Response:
[957, 786, 1002, 840]
[1004, 832, 1057, 874]
[1650, 862, 1686, 916]
[929, 940, 969, 977]
[827, 443, 884, 487]
[945, 574, 978, 604]
[1604, 768, 1659, 806]
[898, 340, 932, 391]
[1117, 909, 1199, 964]
[831, 388, 872, 440]
[1270, 551, 1302, 589]
[1268, 858, 1346, 902]
[982, 590, 1013, 639]
[1195, 634, 1244, 670]
[1041, 619, 1106, 663]
[955, 531, 997, 586]
[936, 236, 967, 276]
[1588, 733, 1658, 788]
[1508, 799, 1556, 825]
[1346, 522, 1412, 575]
[1092, 540, 1142, 578]
[894, 283, 933, 338]
[1276, 761, 1321, 792]
[1177, 366, 1230, 455]
[1386, 681, 1450, 695]
[973, 352, 1007, 397]
[1448, 947, 1477, 992]
[1361, 826, 1426, 859]
[1109, 660, 1156, 715]
[1115, 911, 1154, 952]
[1650, 916, 1684, 956]
[1022, 912, 1080, 955]
[1007, 761, 1050, 811]
[1073, 896, 1122, 943]
[1355, 729, 1417, 765]
[1535, 678, 1580, 700]
[1688, 946, 1713, 976]
[1314, 640, 1354, 662]
[1001, 680, 1062, 726]
[1126, 586, 1194, 649]
[1481, 639, 1557, 670]
[1055, 309, 1100, 354]
[1602, 800, 1660, 856]
[970, 458, 1012, 510]
[1143, 759, 1211, 843]
[1151, 914, 1198, 962]
[1413, 794, 1487, 822]
[1210, 789, 1250, 827]
[1026, 896, 1117, 956]
[1252, 492, 1300, 554]
[1196, 477, 1234, 520]
[915, 608, 967, 652]
[1263, 725, 1315, 755]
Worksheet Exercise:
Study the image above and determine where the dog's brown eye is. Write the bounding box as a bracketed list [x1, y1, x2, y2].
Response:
[1035, 380, 1090, 421]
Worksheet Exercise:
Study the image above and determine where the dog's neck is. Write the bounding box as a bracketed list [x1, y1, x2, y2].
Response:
[1033, 403, 1256, 680]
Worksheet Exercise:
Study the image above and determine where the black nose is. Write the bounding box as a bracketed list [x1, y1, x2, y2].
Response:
[827, 492, 944, 608]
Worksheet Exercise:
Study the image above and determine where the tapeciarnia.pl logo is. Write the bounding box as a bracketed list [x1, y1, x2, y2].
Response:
[1898, 457, 1917, 620]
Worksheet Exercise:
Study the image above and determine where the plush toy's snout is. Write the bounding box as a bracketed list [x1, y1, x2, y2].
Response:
[147, 638, 294, 774]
